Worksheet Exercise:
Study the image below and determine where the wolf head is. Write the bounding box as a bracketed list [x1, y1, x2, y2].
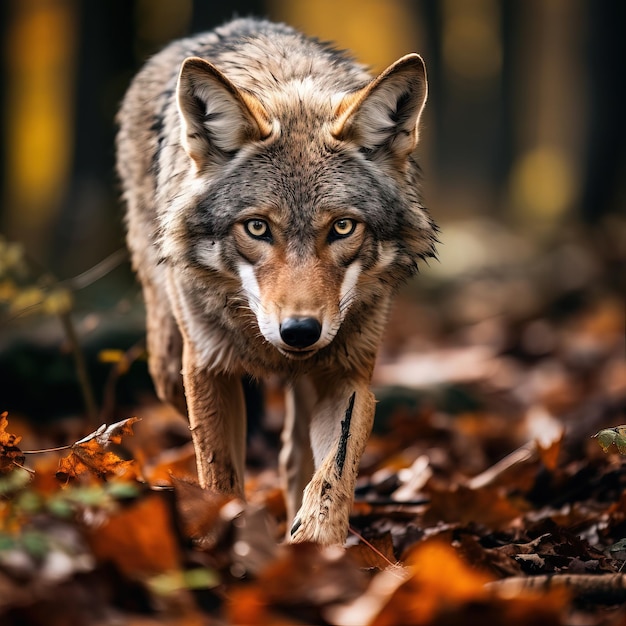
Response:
[170, 53, 436, 360]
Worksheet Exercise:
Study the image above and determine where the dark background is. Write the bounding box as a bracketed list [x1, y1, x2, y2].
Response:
[0, 0, 623, 420]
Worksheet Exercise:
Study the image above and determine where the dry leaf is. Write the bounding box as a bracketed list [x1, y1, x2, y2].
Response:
[173, 476, 236, 546]
[56, 417, 141, 480]
[0, 411, 25, 474]
[142, 440, 198, 487]
[87, 492, 181, 576]
[425, 481, 525, 528]
[369, 540, 566, 626]
[228, 543, 367, 624]
[348, 531, 397, 570]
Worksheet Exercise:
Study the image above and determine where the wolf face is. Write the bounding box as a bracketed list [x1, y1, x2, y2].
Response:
[117, 18, 437, 544]
[160, 49, 435, 364]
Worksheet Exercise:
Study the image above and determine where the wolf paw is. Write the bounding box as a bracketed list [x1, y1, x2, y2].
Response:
[289, 513, 348, 545]
[289, 478, 350, 545]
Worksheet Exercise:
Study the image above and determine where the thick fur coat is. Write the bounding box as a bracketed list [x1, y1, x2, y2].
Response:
[117, 18, 436, 544]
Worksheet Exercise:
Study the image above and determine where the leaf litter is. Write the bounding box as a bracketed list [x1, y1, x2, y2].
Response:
[0, 226, 625, 625]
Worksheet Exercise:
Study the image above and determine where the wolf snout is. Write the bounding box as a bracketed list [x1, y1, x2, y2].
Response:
[279, 316, 322, 349]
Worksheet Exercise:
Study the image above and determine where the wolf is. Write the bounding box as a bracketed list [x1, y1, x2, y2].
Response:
[116, 18, 437, 545]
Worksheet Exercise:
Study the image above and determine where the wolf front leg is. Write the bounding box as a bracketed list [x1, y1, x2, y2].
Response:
[280, 379, 315, 529]
[181, 343, 247, 497]
[289, 381, 375, 545]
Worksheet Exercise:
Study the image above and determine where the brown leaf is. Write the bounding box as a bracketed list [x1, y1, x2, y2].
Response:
[332, 541, 492, 626]
[365, 540, 566, 626]
[0, 411, 25, 474]
[87, 492, 181, 576]
[227, 586, 304, 626]
[173, 476, 236, 546]
[90, 416, 141, 447]
[537, 437, 563, 471]
[425, 481, 525, 528]
[348, 531, 397, 570]
[56, 417, 140, 480]
[228, 543, 367, 624]
[141, 440, 197, 487]
[263, 543, 367, 605]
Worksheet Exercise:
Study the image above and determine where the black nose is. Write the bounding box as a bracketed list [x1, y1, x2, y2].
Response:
[279, 317, 322, 349]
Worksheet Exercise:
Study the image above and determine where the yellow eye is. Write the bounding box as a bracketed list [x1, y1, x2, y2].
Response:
[245, 219, 270, 239]
[332, 219, 356, 238]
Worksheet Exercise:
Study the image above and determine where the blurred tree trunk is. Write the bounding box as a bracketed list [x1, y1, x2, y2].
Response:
[2, 0, 77, 265]
[50, 0, 135, 277]
[580, 1, 626, 223]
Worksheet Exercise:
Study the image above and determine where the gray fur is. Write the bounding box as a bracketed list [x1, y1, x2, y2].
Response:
[117, 18, 437, 544]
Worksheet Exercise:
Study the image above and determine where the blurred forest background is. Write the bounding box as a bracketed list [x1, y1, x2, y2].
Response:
[0, 0, 624, 421]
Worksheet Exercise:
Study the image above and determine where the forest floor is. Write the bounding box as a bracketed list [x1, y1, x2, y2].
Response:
[1, 219, 625, 625]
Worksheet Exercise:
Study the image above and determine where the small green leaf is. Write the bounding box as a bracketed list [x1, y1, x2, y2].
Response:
[0, 467, 32, 495]
[183, 567, 220, 590]
[72, 485, 111, 506]
[607, 538, 626, 556]
[148, 568, 220, 596]
[615, 427, 626, 454]
[105, 481, 140, 500]
[594, 428, 617, 453]
[21, 531, 49, 559]
[0, 533, 17, 551]
[47, 496, 74, 519]
[593, 426, 626, 454]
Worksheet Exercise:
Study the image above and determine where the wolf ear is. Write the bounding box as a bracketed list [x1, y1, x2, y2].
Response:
[333, 54, 427, 166]
[177, 57, 273, 170]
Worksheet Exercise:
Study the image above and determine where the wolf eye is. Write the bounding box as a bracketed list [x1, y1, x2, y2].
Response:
[331, 219, 356, 239]
[245, 219, 271, 240]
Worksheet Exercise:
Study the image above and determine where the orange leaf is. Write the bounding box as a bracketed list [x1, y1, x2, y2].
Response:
[87, 492, 181, 576]
[0, 411, 25, 474]
[142, 441, 197, 487]
[227, 586, 293, 626]
[227, 542, 367, 624]
[537, 432, 563, 471]
[56, 417, 140, 480]
[367, 540, 567, 626]
[369, 541, 493, 626]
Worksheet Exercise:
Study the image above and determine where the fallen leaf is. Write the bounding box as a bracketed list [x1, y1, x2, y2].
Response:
[366, 540, 566, 626]
[425, 481, 525, 528]
[335, 541, 493, 626]
[56, 417, 141, 480]
[88, 416, 142, 447]
[537, 433, 564, 471]
[142, 441, 197, 487]
[228, 543, 368, 624]
[227, 586, 300, 626]
[593, 426, 626, 454]
[87, 492, 181, 576]
[348, 531, 397, 570]
[0, 412, 25, 474]
[173, 476, 236, 547]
